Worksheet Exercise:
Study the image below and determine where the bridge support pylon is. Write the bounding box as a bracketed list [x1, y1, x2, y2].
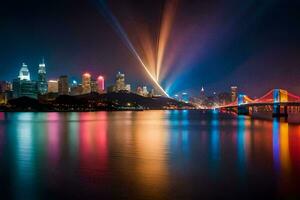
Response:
[238, 106, 249, 115]
[272, 104, 288, 119]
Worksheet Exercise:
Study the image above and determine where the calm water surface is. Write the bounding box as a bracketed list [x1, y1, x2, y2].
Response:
[0, 111, 300, 200]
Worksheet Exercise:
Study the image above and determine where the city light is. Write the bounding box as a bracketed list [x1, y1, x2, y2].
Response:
[97, 75, 105, 91]
[83, 73, 91, 78]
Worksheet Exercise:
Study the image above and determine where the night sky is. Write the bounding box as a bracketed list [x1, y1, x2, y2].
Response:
[1, 0, 300, 97]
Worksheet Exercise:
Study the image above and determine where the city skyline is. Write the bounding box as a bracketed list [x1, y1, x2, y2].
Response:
[1, 0, 300, 97]
[1, 1, 300, 199]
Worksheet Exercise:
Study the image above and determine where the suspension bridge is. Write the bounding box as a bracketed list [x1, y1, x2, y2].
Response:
[217, 89, 300, 119]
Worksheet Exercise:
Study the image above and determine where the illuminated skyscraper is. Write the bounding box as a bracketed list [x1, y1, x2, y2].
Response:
[37, 59, 48, 94]
[125, 84, 131, 92]
[91, 79, 98, 93]
[115, 72, 125, 91]
[48, 80, 59, 93]
[97, 76, 105, 93]
[200, 86, 205, 96]
[231, 86, 238, 102]
[58, 76, 69, 95]
[18, 63, 30, 81]
[13, 63, 38, 99]
[82, 73, 91, 94]
[142, 86, 149, 96]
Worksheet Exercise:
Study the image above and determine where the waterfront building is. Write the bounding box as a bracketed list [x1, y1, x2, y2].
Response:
[48, 80, 59, 93]
[142, 86, 149, 97]
[115, 72, 126, 91]
[19, 63, 30, 81]
[149, 88, 155, 97]
[108, 72, 129, 93]
[70, 84, 83, 96]
[82, 73, 91, 94]
[97, 76, 105, 93]
[231, 86, 238, 102]
[58, 76, 69, 95]
[13, 63, 38, 99]
[12, 78, 38, 99]
[91, 79, 98, 93]
[125, 84, 131, 92]
[37, 59, 48, 94]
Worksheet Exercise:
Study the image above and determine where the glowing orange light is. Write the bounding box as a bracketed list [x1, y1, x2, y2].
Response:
[156, 0, 178, 81]
[83, 72, 91, 78]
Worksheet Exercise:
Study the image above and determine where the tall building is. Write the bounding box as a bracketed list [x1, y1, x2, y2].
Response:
[97, 76, 105, 93]
[125, 84, 131, 92]
[231, 86, 238, 102]
[115, 72, 125, 91]
[12, 79, 37, 99]
[91, 79, 98, 93]
[0, 81, 12, 104]
[58, 76, 69, 95]
[199, 86, 206, 103]
[19, 63, 30, 81]
[142, 86, 149, 97]
[13, 63, 37, 99]
[48, 80, 59, 93]
[37, 59, 48, 94]
[200, 87, 205, 97]
[82, 73, 91, 94]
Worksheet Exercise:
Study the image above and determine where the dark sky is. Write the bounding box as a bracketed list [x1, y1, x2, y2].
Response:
[0, 0, 300, 97]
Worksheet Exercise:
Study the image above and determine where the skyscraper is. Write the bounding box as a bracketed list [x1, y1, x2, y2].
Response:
[115, 72, 125, 91]
[91, 79, 98, 93]
[142, 86, 149, 96]
[13, 63, 37, 99]
[58, 76, 69, 95]
[37, 59, 48, 94]
[18, 63, 30, 81]
[231, 86, 238, 102]
[82, 73, 91, 94]
[97, 76, 105, 93]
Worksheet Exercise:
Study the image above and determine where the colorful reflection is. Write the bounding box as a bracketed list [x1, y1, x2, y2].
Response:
[236, 116, 251, 173]
[79, 112, 108, 178]
[0, 112, 5, 121]
[272, 121, 291, 173]
[0, 111, 300, 199]
[47, 113, 61, 166]
[211, 111, 220, 169]
[0, 116, 4, 158]
[132, 111, 169, 199]
[14, 113, 36, 199]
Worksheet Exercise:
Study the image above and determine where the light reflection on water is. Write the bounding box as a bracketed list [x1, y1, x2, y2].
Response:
[0, 111, 300, 199]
